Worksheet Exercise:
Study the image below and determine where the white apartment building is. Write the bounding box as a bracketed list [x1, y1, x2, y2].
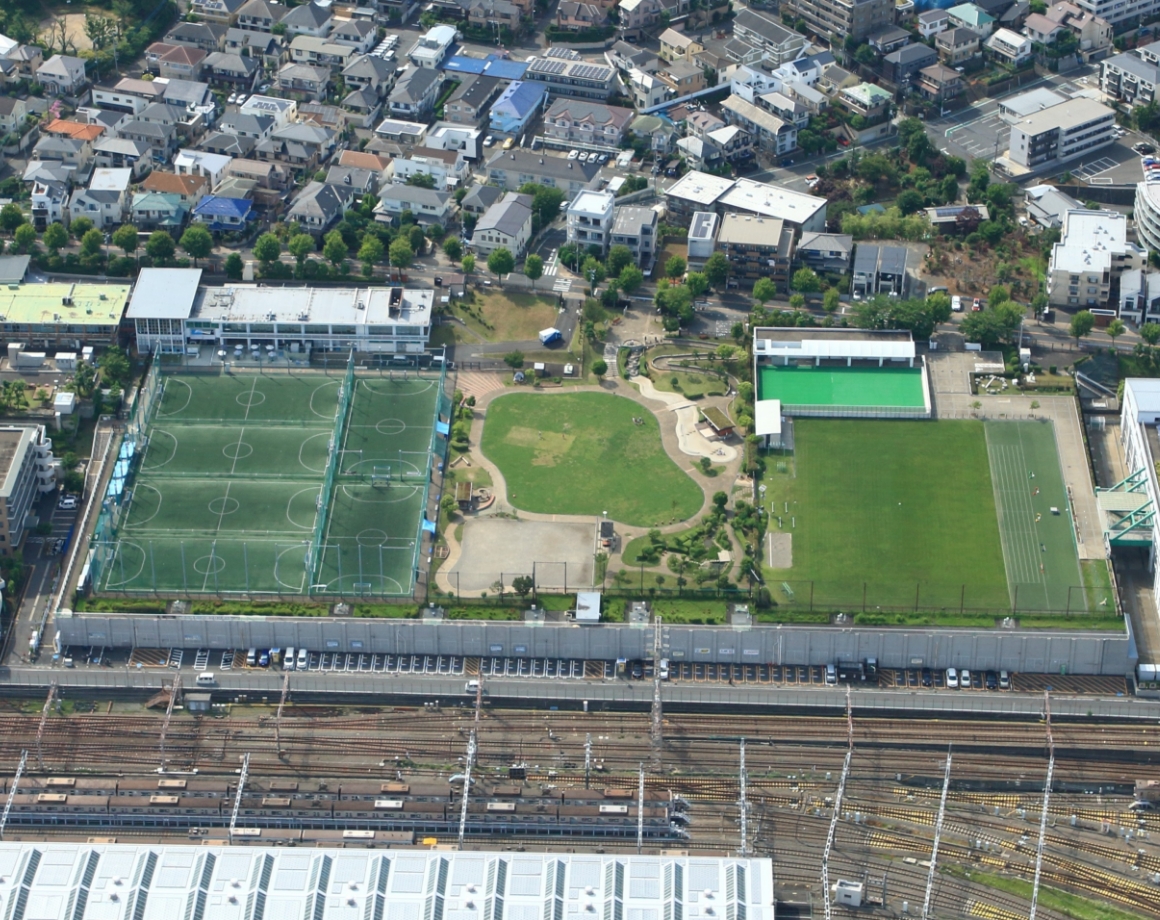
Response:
[409, 25, 456, 69]
[1005, 96, 1115, 172]
[0, 425, 57, 555]
[1071, 0, 1157, 27]
[1046, 209, 1147, 308]
[566, 189, 615, 255]
[1136, 181, 1160, 253]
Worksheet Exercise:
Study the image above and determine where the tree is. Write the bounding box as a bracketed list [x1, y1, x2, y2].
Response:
[686, 271, 709, 298]
[13, 223, 36, 253]
[179, 224, 213, 266]
[443, 237, 462, 262]
[824, 287, 840, 314]
[517, 183, 566, 231]
[408, 224, 426, 255]
[288, 232, 315, 267]
[606, 245, 633, 277]
[99, 346, 132, 388]
[406, 172, 435, 189]
[80, 228, 104, 258]
[712, 491, 728, 510]
[43, 222, 68, 254]
[703, 251, 729, 289]
[84, 13, 119, 50]
[791, 267, 821, 293]
[511, 575, 535, 597]
[959, 301, 1024, 348]
[592, 358, 608, 380]
[70, 217, 94, 240]
[323, 229, 348, 268]
[0, 203, 24, 234]
[752, 277, 777, 304]
[581, 256, 605, 291]
[1142, 322, 1160, 346]
[225, 252, 244, 280]
[665, 255, 686, 279]
[358, 235, 384, 277]
[252, 231, 281, 268]
[524, 253, 543, 290]
[619, 265, 644, 294]
[503, 350, 524, 369]
[896, 189, 925, 216]
[111, 222, 138, 257]
[1070, 310, 1096, 346]
[488, 246, 515, 280]
[1106, 317, 1126, 346]
[389, 237, 414, 270]
[461, 253, 475, 278]
[789, 293, 805, 309]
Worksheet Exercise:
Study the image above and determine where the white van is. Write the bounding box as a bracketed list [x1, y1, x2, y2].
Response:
[246, 648, 257, 667]
[196, 672, 216, 686]
[658, 659, 669, 681]
[465, 679, 481, 695]
[946, 667, 959, 689]
[297, 647, 308, 670]
[284, 647, 296, 671]
[825, 663, 837, 685]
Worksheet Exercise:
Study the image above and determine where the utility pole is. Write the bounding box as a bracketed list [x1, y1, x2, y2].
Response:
[822, 690, 854, 920]
[921, 747, 952, 920]
[1030, 692, 1055, 920]
[649, 616, 663, 773]
[458, 730, 476, 848]
[0, 751, 27, 839]
[585, 733, 592, 790]
[637, 763, 645, 853]
[159, 674, 182, 771]
[229, 752, 250, 842]
[275, 673, 290, 759]
[738, 739, 749, 856]
[36, 682, 57, 772]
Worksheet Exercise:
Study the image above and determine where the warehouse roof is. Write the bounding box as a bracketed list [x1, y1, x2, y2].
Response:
[126, 268, 204, 319]
[0, 282, 130, 328]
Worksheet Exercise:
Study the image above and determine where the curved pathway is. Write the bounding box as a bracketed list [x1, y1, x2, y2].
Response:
[435, 377, 745, 595]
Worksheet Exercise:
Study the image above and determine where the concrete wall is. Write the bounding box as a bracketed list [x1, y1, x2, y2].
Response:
[56, 613, 1133, 675]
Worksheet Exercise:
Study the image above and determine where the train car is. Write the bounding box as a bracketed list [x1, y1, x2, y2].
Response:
[602, 788, 634, 800]
[116, 776, 233, 798]
[236, 797, 331, 820]
[332, 800, 446, 822]
[373, 800, 405, 811]
[301, 829, 418, 847]
[106, 794, 222, 818]
[485, 802, 517, 813]
[598, 804, 629, 815]
[232, 827, 262, 837]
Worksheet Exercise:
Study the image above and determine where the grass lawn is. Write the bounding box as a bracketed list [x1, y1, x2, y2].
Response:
[762, 420, 1009, 611]
[947, 869, 1150, 920]
[481, 392, 703, 526]
[448, 290, 561, 343]
[650, 368, 728, 399]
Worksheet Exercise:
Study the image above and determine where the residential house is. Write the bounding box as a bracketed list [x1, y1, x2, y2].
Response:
[343, 88, 384, 128]
[1024, 183, 1084, 229]
[68, 168, 132, 229]
[472, 191, 534, 258]
[159, 45, 207, 80]
[677, 130, 721, 170]
[631, 113, 677, 155]
[1, 43, 42, 80]
[1032, 0, 1112, 56]
[164, 21, 229, 53]
[374, 184, 454, 224]
[852, 243, 908, 297]
[659, 28, 704, 63]
[227, 158, 291, 189]
[32, 136, 94, 174]
[468, 0, 523, 31]
[884, 41, 939, 83]
[391, 146, 468, 188]
[445, 75, 502, 126]
[219, 112, 276, 141]
[686, 211, 719, 269]
[987, 28, 1033, 64]
[608, 41, 660, 75]
[918, 8, 950, 36]
[240, 95, 298, 126]
[189, 0, 247, 24]
[566, 189, 615, 254]
[796, 231, 853, 273]
[202, 51, 261, 90]
[1023, 11, 1068, 41]
[192, 195, 255, 231]
[142, 171, 210, 207]
[330, 19, 377, 53]
[115, 119, 179, 161]
[144, 42, 181, 75]
[999, 0, 1032, 29]
[610, 205, 657, 268]
[544, 99, 634, 148]
[343, 54, 395, 99]
[782, 0, 894, 41]
[707, 125, 752, 163]
[256, 122, 336, 171]
[657, 60, 705, 96]
[936, 28, 980, 66]
[489, 81, 548, 135]
[556, 2, 607, 30]
[720, 95, 797, 157]
[174, 148, 233, 188]
[224, 28, 284, 67]
[866, 24, 912, 53]
[946, 2, 995, 33]
[276, 62, 331, 100]
[731, 9, 808, 65]
[818, 63, 860, 95]
[30, 173, 70, 230]
[43, 119, 105, 144]
[462, 183, 504, 215]
[0, 96, 28, 134]
[716, 212, 794, 290]
[916, 63, 965, 102]
[325, 165, 377, 195]
[200, 132, 256, 157]
[389, 66, 443, 119]
[373, 118, 429, 149]
[92, 138, 153, 178]
[486, 148, 601, 195]
[36, 55, 87, 95]
[625, 68, 669, 110]
[524, 48, 615, 100]
[287, 180, 353, 234]
[162, 79, 215, 111]
[758, 91, 809, 129]
[839, 82, 892, 121]
[409, 25, 457, 70]
[290, 35, 357, 70]
[93, 79, 165, 114]
[236, 0, 288, 33]
[616, 0, 665, 38]
[131, 192, 189, 230]
[280, 2, 333, 37]
[785, 81, 828, 114]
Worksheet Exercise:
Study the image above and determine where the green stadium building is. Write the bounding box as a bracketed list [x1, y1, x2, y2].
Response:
[752, 326, 931, 446]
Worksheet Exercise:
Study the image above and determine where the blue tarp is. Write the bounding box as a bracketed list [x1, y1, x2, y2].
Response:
[421, 519, 437, 534]
[443, 54, 527, 81]
[435, 420, 450, 436]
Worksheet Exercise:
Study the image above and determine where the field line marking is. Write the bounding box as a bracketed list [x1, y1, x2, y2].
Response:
[229, 426, 246, 477]
[243, 375, 258, 422]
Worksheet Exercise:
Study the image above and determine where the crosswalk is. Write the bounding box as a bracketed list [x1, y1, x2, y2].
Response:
[542, 248, 560, 277]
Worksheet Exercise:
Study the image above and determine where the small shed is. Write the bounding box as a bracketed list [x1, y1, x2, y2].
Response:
[441, 273, 466, 297]
[54, 392, 77, 415]
[455, 480, 473, 509]
[701, 406, 735, 438]
[575, 591, 601, 622]
[754, 399, 782, 449]
[186, 692, 213, 714]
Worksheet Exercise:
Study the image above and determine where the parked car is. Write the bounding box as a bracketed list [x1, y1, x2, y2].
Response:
[483, 135, 495, 147]
[960, 668, 972, 687]
[946, 667, 959, 688]
[951, 295, 962, 312]
[568, 149, 579, 160]
[502, 136, 515, 150]
[971, 298, 982, 311]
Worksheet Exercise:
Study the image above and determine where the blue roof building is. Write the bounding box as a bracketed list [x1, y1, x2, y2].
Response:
[443, 54, 528, 81]
[489, 81, 548, 135]
[192, 195, 255, 231]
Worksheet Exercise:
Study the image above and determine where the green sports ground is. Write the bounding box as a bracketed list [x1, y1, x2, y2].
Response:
[92, 370, 441, 597]
[761, 418, 1101, 615]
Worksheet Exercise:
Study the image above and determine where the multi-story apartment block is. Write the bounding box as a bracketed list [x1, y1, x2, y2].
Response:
[544, 99, 634, 148]
[0, 426, 58, 554]
[732, 9, 808, 63]
[610, 206, 658, 268]
[486, 149, 601, 195]
[1102, 41, 1160, 106]
[1136, 181, 1160, 254]
[567, 189, 616, 254]
[715, 213, 794, 290]
[524, 48, 615, 100]
[1046, 209, 1146, 308]
[720, 96, 796, 157]
[783, 0, 893, 41]
[1006, 96, 1114, 170]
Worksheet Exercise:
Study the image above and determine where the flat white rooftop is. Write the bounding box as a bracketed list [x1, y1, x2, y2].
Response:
[568, 189, 615, 215]
[665, 170, 735, 206]
[191, 285, 434, 327]
[718, 178, 825, 225]
[1051, 209, 1133, 276]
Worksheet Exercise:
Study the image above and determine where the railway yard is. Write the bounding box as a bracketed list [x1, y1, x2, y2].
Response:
[0, 701, 1155, 920]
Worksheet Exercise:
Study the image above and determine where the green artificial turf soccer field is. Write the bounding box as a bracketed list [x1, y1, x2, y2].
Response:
[763, 419, 1010, 611]
[480, 391, 703, 527]
[758, 364, 926, 408]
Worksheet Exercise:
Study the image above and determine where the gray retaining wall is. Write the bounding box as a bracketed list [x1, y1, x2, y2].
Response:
[55, 614, 1133, 676]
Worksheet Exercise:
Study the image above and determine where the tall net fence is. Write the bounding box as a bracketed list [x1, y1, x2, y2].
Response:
[308, 350, 355, 583]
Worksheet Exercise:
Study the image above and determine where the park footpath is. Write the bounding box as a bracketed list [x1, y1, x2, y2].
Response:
[434, 376, 747, 596]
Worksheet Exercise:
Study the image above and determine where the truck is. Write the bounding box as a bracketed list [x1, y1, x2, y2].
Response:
[538, 327, 563, 346]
